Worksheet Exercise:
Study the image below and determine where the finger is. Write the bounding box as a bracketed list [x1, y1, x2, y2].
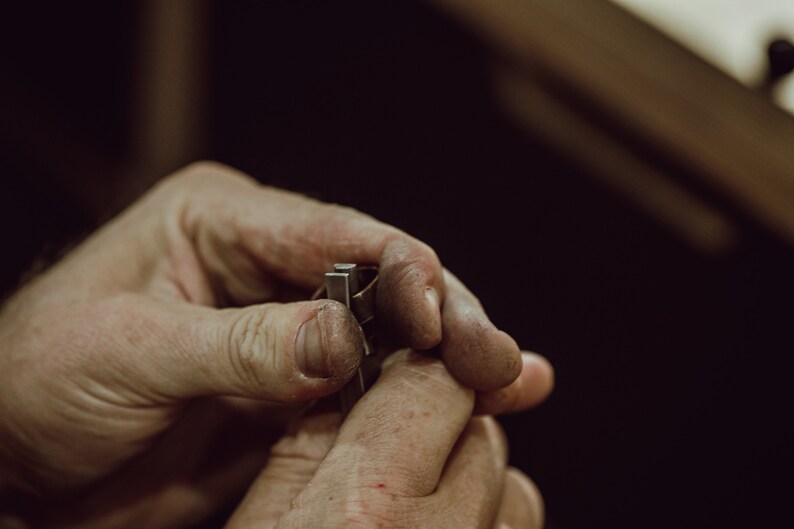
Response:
[474, 352, 554, 415]
[225, 405, 341, 529]
[165, 162, 445, 348]
[493, 468, 545, 529]
[377, 238, 445, 349]
[422, 416, 508, 529]
[276, 349, 474, 528]
[80, 294, 365, 404]
[331, 350, 474, 496]
[440, 270, 522, 391]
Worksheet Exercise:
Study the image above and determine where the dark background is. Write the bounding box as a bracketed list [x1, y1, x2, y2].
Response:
[1, 2, 792, 528]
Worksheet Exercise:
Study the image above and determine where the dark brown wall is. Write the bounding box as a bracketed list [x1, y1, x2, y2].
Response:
[1, 2, 792, 528]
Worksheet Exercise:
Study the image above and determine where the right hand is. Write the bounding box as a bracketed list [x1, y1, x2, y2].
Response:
[226, 350, 545, 529]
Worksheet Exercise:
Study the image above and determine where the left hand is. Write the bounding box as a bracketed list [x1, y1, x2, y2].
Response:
[225, 351, 546, 529]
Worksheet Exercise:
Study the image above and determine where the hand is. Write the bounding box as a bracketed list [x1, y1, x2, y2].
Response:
[226, 351, 545, 529]
[0, 162, 552, 526]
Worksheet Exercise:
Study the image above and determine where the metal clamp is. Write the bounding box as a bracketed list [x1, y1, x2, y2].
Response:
[320, 263, 380, 419]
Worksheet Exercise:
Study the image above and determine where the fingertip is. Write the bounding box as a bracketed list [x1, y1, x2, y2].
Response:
[520, 351, 554, 403]
[473, 379, 522, 416]
[314, 301, 366, 382]
[473, 352, 554, 415]
[503, 352, 553, 412]
[441, 324, 522, 392]
[500, 331, 524, 382]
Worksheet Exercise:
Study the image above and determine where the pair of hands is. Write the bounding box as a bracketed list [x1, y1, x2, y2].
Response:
[0, 162, 552, 528]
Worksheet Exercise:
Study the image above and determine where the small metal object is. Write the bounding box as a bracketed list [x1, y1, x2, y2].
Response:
[321, 263, 380, 419]
[325, 272, 352, 307]
[333, 263, 360, 293]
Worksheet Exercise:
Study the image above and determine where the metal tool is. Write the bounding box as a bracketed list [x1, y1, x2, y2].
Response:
[323, 263, 380, 419]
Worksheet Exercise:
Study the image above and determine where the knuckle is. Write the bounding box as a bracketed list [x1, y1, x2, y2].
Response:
[172, 160, 248, 186]
[269, 410, 340, 463]
[310, 202, 375, 244]
[336, 494, 406, 529]
[399, 353, 456, 380]
[226, 306, 279, 393]
[390, 259, 422, 290]
[399, 360, 461, 395]
[416, 240, 442, 271]
[382, 360, 474, 417]
[285, 486, 407, 529]
[317, 199, 383, 225]
[154, 161, 255, 203]
[474, 414, 502, 435]
[323, 202, 360, 218]
[386, 241, 440, 281]
[479, 415, 508, 447]
[506, 467, 545, 528]
[473, 415, 508, 465]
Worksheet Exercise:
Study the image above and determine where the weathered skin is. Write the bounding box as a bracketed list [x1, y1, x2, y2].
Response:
[0, 162, 552, 528]
[226, 351, 545, 529]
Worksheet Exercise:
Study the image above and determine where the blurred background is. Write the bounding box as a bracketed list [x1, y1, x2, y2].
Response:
[1, 1, 793, 528]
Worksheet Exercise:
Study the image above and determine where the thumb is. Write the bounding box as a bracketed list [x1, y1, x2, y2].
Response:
[88, 295, 365, 404]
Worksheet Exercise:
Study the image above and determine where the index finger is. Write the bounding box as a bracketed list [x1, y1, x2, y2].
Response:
[294, 349, 475, 499]
[169, 162, 446, 350]
[165, 163, 521, 387]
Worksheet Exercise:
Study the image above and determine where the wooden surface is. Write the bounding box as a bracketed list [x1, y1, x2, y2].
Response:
[430, 0, 794, 248]
[494, 64, 737, 252]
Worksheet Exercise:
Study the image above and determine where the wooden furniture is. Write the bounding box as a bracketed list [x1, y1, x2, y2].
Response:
[429, 0, 794, 253]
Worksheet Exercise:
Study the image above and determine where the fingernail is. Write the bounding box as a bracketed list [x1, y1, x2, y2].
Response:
[295, 312, 331, 378]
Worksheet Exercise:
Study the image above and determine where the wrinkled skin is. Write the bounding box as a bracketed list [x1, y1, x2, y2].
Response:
[227, 351, 546, 529]
[0, 162, 553, 528]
